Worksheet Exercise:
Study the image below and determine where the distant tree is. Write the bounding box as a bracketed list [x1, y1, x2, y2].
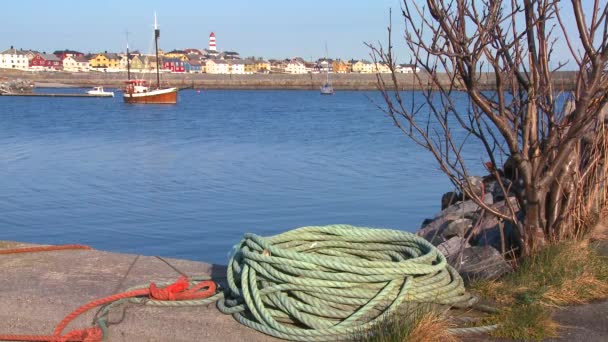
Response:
[370, 0, 608, 255]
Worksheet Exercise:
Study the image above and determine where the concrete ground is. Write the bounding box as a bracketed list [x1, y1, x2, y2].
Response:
[1, 240, 606, 342]
[0, 241, 279, 342]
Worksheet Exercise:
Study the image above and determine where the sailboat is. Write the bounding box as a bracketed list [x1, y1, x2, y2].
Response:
[320, 43, 334, 95]
[123, 13, 178, 104]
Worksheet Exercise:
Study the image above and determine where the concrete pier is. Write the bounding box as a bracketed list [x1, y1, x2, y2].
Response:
[0, 241, 277, 342]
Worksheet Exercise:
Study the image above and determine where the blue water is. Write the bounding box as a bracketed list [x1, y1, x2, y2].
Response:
[0, 89, 485, 264]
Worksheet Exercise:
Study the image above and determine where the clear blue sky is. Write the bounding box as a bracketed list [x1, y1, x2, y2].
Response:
[0, 0, 404, 60]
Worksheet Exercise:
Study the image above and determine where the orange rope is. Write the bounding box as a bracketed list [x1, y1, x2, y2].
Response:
[0, 276, 217, 342]
[0, 245, 92, 255]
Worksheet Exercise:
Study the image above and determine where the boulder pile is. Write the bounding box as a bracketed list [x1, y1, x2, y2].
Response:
[417, 170, 525, 282]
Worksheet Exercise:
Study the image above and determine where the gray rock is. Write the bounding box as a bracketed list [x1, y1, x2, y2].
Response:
[437, 236, 470, 259]
[438, 200, 479, 218]
[441, 191, 462, 210]
[418, 215, 454, 245]
[454, 246, 513, 282]
[463, 176, 484, 198]
[442, 218, 473, 238]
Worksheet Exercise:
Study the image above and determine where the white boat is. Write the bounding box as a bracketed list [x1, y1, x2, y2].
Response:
[320, 43, 334, 95]
[87, 86, 114, 97]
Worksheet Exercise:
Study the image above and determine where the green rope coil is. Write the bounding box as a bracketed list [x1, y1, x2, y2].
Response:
[217, 225, 478, 341]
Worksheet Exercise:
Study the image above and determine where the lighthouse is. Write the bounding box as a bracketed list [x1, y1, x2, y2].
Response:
[209, 32, 217, 51]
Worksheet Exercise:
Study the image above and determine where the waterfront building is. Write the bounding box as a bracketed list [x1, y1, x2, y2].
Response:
[332, 59, 350, 73]
[185, 59, 202, 73]
[184, 48, 204, 55]
[254, 60, 270, 73]
[30, 53, 62, 71]
[222, 51, 241, 60]
[62, 55, 90, 72]
[244, 59, 257, 74]
[209, 32, 217, 51]
[374, 62, 391, 73]
[352, 60, 374, 73]
[130, 55, 145, 71]
[286, 58, 307, 74]
[164, 50, 189, 61]
[0, 46, 29, 70]
[53, 49, 84, 61]
[205, 59, 230, 74]
[396, 63, 420, 73]
[229, 59, 245, 74]
[317, 58, 333, 73]
[89, 53, 121, 71]
[163, 58, 186, 73]
[269, 59, 287, 73]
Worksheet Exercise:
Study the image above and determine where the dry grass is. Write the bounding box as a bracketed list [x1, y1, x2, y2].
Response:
[470, 240, 608, 340]
[352, 306, 460, 342]
[406, 313, 460, 342]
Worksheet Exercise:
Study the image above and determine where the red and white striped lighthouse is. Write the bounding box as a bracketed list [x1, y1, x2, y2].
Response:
[209, 32, 217, 51]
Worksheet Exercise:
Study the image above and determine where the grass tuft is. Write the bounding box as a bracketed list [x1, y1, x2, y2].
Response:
[352, 305, 459, 342]
[470, 240, 608, 340]
[488, 304, 559, 341]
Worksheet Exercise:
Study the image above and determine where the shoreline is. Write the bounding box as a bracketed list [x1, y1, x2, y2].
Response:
[1, 69, 578, 91]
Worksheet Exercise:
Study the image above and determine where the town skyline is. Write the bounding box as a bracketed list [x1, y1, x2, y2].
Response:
[0, 0, 404, 61]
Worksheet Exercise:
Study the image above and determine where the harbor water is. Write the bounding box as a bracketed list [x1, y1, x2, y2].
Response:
[0, 89, 485, 264]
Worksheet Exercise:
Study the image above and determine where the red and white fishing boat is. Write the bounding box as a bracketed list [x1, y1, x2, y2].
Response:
[123, 13, 178, 104]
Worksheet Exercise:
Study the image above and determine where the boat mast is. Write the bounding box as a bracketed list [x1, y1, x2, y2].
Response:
[324, 42, 329, 84]
[154, 12, 160, 89]
[126, 32, 131, 80]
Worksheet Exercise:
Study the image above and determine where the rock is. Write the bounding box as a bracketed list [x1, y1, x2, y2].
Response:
[443, 218, 473, 238]
[473, 220, 519, 254]
[437, 236, 470, 259]
[454, 246, 513, 282]
[483, 193, 494, 206]
[418, 215, 454, 245]
[463, 176, 484, 198]
[438, 200, 479, 218]
[441, 191, 462, 210]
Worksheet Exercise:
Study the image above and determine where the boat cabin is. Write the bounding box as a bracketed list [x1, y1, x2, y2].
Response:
[124, 79, 150, 94]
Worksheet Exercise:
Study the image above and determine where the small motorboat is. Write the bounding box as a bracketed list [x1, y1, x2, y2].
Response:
[87, 86, 114, 97]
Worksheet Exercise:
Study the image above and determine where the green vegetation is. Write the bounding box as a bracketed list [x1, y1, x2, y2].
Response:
[471, 241, 608, 340]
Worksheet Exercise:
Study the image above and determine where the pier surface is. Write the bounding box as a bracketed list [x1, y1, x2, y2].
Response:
[0, 241, 277, 342]
[1, 241, 606, 341]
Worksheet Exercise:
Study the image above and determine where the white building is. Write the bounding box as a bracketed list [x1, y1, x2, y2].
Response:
[374, 62, 391, 73]
[352, 60, 374, 73]
[285, 59, 307, 74]
[396, 64, 420, 73]
[205, 59, 230, 74]
[0, 47, 29, 70]
[63, 56, 90, 72]
[229, 60, 245, 74]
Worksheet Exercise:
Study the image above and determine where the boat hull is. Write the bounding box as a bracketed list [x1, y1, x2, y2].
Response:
[123, 88, 178, 104]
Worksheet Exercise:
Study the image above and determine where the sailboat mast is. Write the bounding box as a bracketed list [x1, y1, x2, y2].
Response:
[154, 12, 160, 89]
[325, 43, 329, 84]
[126, 41, 131, 80]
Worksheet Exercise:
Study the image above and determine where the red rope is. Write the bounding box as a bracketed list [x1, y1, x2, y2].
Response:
[0, 276, 216, 342]
[0, 245, 92, 255]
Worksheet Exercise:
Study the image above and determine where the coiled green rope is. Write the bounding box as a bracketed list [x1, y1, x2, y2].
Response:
[217, 225, 481, 341]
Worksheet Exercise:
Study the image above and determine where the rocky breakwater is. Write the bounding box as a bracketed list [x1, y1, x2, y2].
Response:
[0, 78, 34, 94]
[416, 165, 524, 282]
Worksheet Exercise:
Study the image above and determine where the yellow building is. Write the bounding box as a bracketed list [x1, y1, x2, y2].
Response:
[254, 60, 270, 73]
[89, 53, 121, 70]
[164, 50, 188, 61]
[332, 60, 350, 73]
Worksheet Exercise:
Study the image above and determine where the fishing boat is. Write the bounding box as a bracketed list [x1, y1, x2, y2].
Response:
[86, 86, 114, 97]
[320, 44, 334, 95]
[123, 13, 178, 104]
